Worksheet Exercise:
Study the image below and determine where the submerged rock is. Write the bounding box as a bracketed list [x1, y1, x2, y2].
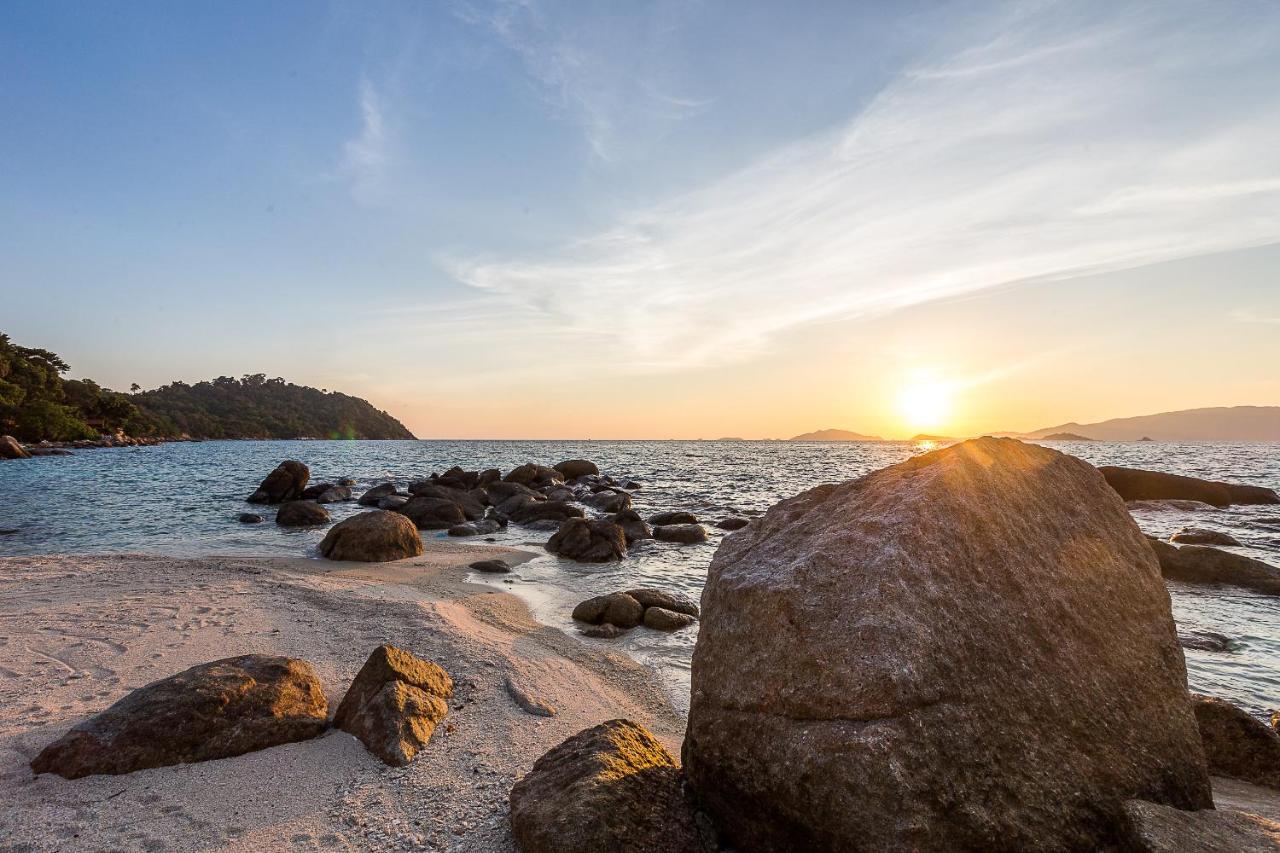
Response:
[1192, 695, 1280, 789]
[247, 460, 309, 504]
[1148, 538, 1280, 595]
[653, 523, 708, 544]
[547, 518, 627, 563]
[318, 510, 423, 562]
[684, 437, 1211, 851]
[30, 655, 327, 779]
[1121, 800, 1280, 852]
[509, 719, 702, 853]
[715, 516, 750, 531]
[1179, 630, 1233, 653]
[238, 512, 264, 524]
[1101, 465, 1279, 507]
[334, 645, 453, 767]
[1171, 527, 1243, 546]
[275, 500, 330, 527]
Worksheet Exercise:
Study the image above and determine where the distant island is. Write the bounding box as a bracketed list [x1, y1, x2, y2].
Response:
[0, 333, 414, 442]
[1022, 406, 1280, 442]
[790, 428, 884, 442]
[1039, 432, 1097, 441]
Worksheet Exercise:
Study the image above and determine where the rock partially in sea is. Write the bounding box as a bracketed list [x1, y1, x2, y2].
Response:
[643, 607, 697, 632]
[553, 459, 599, 480]
[334, 645, 453, 767]
[1192, 695, 1280, 789]
[588, 489, 632, 514]
[238, 512, 264, 524]
[469, 559, 511, 574]
[684, 437, 1211, 851]
[30, 655, 328, 779]
[275, 500, 331, 527]
[625, 588, 699, 617]
[580, 624, 630, 639]
[447, 519, 502, 537]
[247, 460, 310, 504]
[314, 485, 353, 504]
[1147, 538, 1280, 595]
[547, 518, 627, 563]
[1101, 465, 1280, 507]
[1121, 800, 1280, 852]
[715, 516, 750, 531]
[649, 510, 698, 526]
[407, 483, 485, 520]
[483, 480, 541, 505]
[654, 523, 708, 544]
[377, 494, 410, 510]
[318, 510, 423, 562]
[395, 496, 467, 530]
[1179, 630, 1233, 653]
[611, 510, 653, 544]
[358, 483, 400, 506]
[512, 499, 585, 525]
[509, 719, 702, 853]
[0, 435, 31, 459]
[572, 592, 644, 628]
[1171, 527, 1243, 546]
[505, 463, 564, 488]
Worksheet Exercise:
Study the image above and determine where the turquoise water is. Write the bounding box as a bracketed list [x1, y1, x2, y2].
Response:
[1, 439, 1277, 716]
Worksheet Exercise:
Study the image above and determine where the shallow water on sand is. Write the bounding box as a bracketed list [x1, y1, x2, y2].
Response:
[2, 439, 1277, 717]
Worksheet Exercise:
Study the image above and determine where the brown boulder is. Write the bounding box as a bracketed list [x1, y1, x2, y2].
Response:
[546, 518, 627, 563]
[654, 523, 708, 544]
[505, 462, 564, 487]
[1101, 465, 1279, 507]
[358, 483, 399, 506]
[644, 607, 697, 631]
[247, 460, 310, 504]
[407, 483, 485, 520]
[1171, 527, 1243, 547]
[509, 719, 702, 853]
[334, 645, 453, 767]
[318, 510, 423, 562]
[275, 500, 330, 526]
[684, 437, 1211, 851]
[649, 510, 698, 525]
[612, 510, 653, 544]
[512, 499, 585, 525]
[395, 496, 467, 530]
[1, 435, 30, 459]
[588, 490, 633, 513]
[625, 588, 699, 617]
[1121, 800, 1280, 852]
[554, 459, 600, 480]
[572, 592, 644, 628]
[1148, 539, 1280, 595]
[1193, 695, 1280, 789]
[715, 516, 750, 531]
[30, 655, 327, 779]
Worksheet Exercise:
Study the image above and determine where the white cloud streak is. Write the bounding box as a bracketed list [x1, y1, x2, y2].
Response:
[341, 78, 391, 204]
[438, 2, 1280, 374]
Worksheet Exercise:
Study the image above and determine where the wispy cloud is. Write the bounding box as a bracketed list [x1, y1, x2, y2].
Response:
[1231, 310, 1280, 325]
[340, 78, 392, 204]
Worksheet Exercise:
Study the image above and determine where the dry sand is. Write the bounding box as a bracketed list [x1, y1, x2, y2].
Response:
[0, 546, 684, 852]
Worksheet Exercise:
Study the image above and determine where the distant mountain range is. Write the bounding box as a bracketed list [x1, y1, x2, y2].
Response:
[790, 428, 884, 442]
[1021, 406, 1280, 442]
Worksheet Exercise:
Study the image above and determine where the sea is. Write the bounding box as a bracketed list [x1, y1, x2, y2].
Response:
[2, 439, 1277, 719]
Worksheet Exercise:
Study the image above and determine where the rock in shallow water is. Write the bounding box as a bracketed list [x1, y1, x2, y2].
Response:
[1171, 527, 1243, 547]
[246, 460, 309, 504]
[653, 523, 708, 544]
[683, 437, 1211, 851]
[275, 500, 330, 527]
[546, 518, 627, 562]
[30, 655, 328, 778]
[469, 558, 511, 573]
[1102, 465, 1280, 507]
[643, 607, 697, 632]
[509, 719, 703, 853]
[1148, 538, 1280, 595]
[572, 592, 644, 628]
[1192, 694, 1280, 789]
[334, 645, 452, 767]
[318, 510, 423, 562]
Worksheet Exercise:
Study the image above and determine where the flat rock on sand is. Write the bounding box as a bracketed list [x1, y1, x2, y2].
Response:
[684, 437, 1211, 851]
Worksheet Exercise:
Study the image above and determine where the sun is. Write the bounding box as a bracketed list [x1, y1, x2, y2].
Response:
[897, 376, 953, 433]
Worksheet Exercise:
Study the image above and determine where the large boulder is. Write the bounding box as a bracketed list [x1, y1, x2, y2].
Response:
[546, 519, 627, 563]
[684, 437, 1211, 851]
[554, 459, 600, 480]
[505, 463, 564, 487]
[395, 496, 467, 530]
[508, 719, 702, 853]
[1101, 466, 1279, 507]
[572, 592, 644, 628]
[30, 656, 327, 779]
[334, 645, 453, 767]
[1120, 800, 1280, 852]
[1147, 539, 1280, 595]
[1192, 695, 1280, 789]
[247, 460, 310, 504]
[275, 500, 331, 527]
[0, 435, 30, 459]
[318, 510, 423, 562]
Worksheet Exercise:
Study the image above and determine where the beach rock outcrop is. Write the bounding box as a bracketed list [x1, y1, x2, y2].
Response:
[546, 518, 627, 562]
[318, 510, 423, 562]
[508, 719, 702, 853]
[358, 483, 399, 506]
[654, 523, 708, 544]
[684, 437, 1211, 851]
[572, 592, 644, 628]
[247, 460, 310, 504]
[30, 655, 328, 779]
[554, 459, 599, 480]
[1171, 527, 1243, 546]
[611, 510, 653, 544]
[275, 500, 330, 527]
[334, 645, 453, 767]
[1192, 695, 1280, 789]
[1147, 538, 1280, 595]
[1120, 800, 1280, 852]
[1101, 465, 1280, 507]
[0, 435, 29, 459]
[395, 496, 467, 530]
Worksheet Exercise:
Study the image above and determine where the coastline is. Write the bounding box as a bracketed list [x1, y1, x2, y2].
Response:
[0, 545, 685, 851]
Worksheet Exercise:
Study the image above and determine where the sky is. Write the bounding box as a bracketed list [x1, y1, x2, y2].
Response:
[2, 0, 1278, 439]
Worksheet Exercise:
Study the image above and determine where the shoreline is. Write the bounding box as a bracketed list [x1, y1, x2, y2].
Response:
[0, 546, 685, 851]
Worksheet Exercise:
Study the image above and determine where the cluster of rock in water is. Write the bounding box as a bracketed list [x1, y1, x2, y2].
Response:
[26, 438, 1280, 850]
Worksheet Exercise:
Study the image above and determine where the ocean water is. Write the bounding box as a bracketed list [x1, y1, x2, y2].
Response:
[2, 439, 1277, 718]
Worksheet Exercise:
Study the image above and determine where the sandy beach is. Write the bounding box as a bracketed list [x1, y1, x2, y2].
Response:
[0, 546, 684, 851]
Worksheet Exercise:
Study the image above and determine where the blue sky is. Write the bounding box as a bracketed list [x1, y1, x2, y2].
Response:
[2, 1, 1278, 437]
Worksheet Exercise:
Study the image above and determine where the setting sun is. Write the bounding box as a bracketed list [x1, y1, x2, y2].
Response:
[898, 377, 953, 432]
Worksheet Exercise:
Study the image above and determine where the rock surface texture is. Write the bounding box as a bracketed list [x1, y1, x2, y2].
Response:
[30, 655, 328, 779]
[1193, 695, 1280, 789]
[246, 460, 310, 504]
[318, 510, 423, 562]
[1121, 800, 1280, 852]
[684, 437, 1211, 852]
[508, 719, 703, 853]
[334, 645, 453, 767]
